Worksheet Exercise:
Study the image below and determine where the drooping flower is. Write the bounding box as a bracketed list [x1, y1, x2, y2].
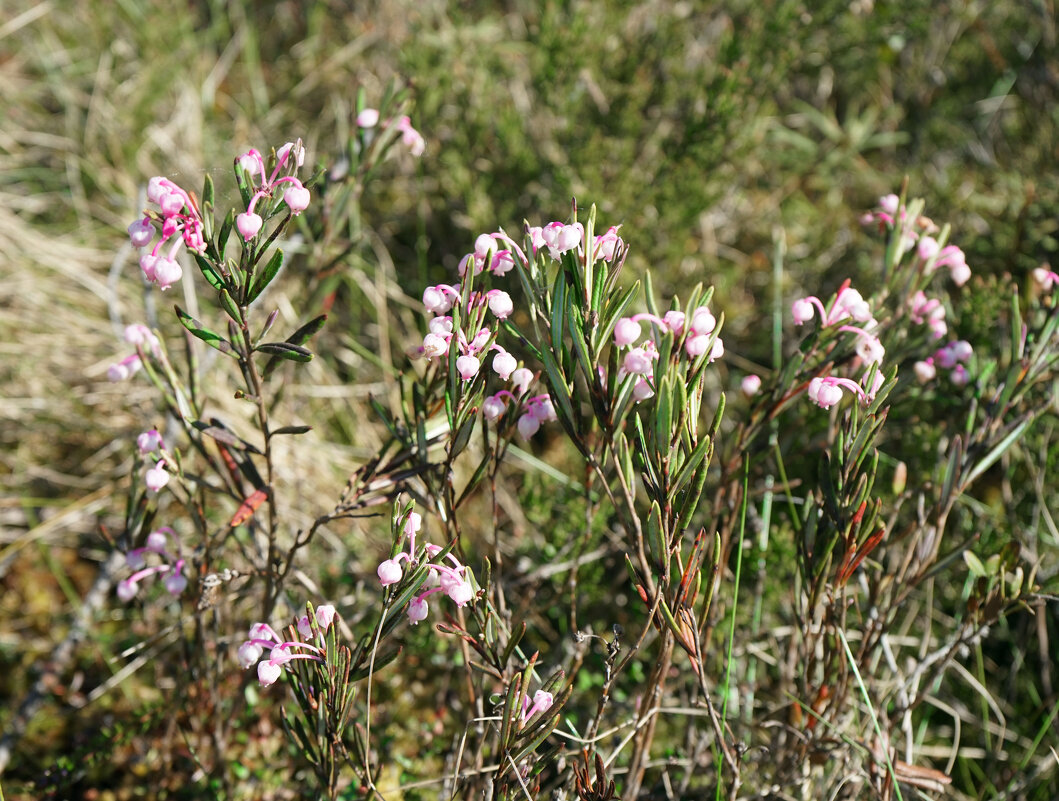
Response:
[741, 374, 762, 397]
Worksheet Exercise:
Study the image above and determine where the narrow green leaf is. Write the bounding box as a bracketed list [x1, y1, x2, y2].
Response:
[247, 248, 284, 304]
[175, 306, 236, 357]
[672, 434, 712, 495]
[258, 342, 313, 361]
[940, 436, 962, 508]
[219, 288, 242, 323]
[272, 425, 312, 436]
[201, 172, 214, 210]
[260, 342, 313, 377]
[538, 347, 576, 431]
[193, 253, 226, 291]
[286, 314, 328, 346]
[964, 418, 1031, 488]
[217, 207, 236, 255]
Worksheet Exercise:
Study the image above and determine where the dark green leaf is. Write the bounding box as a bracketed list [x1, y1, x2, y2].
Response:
[175, 306, 236, 357]
[193, 253, 226, 291]
[248, 248, 284, 304]
[219, 288, 242, 323]
[272, 425, 312, 436]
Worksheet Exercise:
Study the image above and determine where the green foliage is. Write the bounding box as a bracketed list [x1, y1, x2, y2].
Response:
[4, 1, 1059, 799]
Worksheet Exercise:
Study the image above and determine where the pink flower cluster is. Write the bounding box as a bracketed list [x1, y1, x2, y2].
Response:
[127, 178, 206, 291]
[1032, 267, 1059, 293]
[612, 307, 724, 402]
[357, 108, 426, 156]
[915, 340, 973, 386]
[419, 220, 626, 438]
[908, 291, 947, 339]
[107, 324, 160, 382]
[237, 604, 337, 687]
[377, 512, 475, 625]
[861, 193, 970, 287]
[136, 426, 172, 492]
[117, 526, 186, 601]
[521, 689, 554, 724]
[792, 282, 885, 410]
[235, 141, 310, 241]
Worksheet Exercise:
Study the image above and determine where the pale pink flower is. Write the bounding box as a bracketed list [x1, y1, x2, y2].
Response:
[632, 378, 654, 402]
[594, 226, 623, 261]
[378, 559, 403, 586]
[517, 413, 541, 438]
[152, 257, 183, 291]
[490, 249, 515, 276]
[510, 367, 534, 395]
[792, 298, 816, 325]
[1031, 267, 1059, 292]
[144, 461, 170, 492]
[663, 311, 685, 334]
[487, 290, 513, 319]
[428, 316, 454, 336]
[356, 108, 380, 128]
[283, 183, 310, 214]
[614, 318, 641, 347]
[422, 333, 449, 359]
[474, 233, 497, 259]
[236, 211, 263, 241]
[276, 141, 305, 168]
[315, 605, 336, 630]
[128, 218, 154, 248]
[408, 596, 429, 624]
[492, 350, 517, 380]
[237, 641, 264, 669]
[689, 307, 716, 336]
[108, 355, 141, 381]
[164, 569, 187, 596]
[914, 359, 936, 383]
[137, 429, 163, 454]
[257, 659, 283, 686]
[483, 395, 506, 421]
[741, 375, 761, 397]
[456, 354, 481, 381]
[623, 344, 657, 375]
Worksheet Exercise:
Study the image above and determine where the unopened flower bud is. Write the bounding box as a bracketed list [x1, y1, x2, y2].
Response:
[613, 318, 641, 347]
[377, 559, 403, 586]
[128, 218, 154, 248]
[792, 298, 815, 325]
[741, 374, 761, 397]
[236, 211, 263, 241]
[690, 307, 716, 336]
[237, 641, 263, 669]
[137, 429, 163, 454]
[483, 395, 505, 421]
[914, 360, 936, 383]
[257, 659, 282, 686]
[408, 596, 429, 624]
[283, 184, 310, 214]
[356, 108, 380, 128]
[164, 571, 187, 596]
[492, 351, 517, 380]
[517, 414, 541, 438]
[456, 354, 481, 381]
[117, 580, 139, 602]
[315, 604, 336, 630]
[487, 290, 513, 319]
[144, 461, 170, 492]
[510, 367, 534, 395]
